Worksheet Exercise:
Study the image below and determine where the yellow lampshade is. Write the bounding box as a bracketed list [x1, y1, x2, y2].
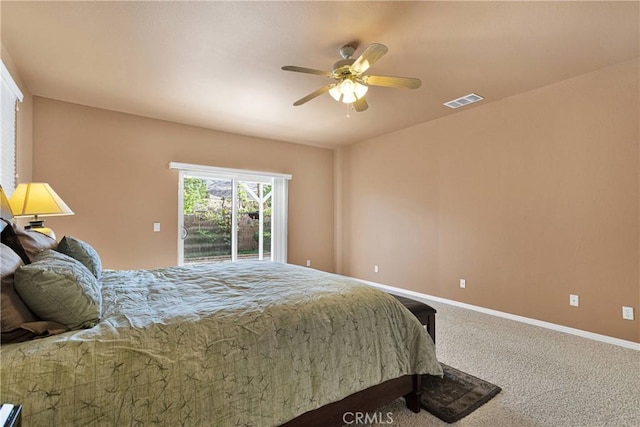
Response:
[8, 183, 73, 238]
[0, 185, 13, 219]
[9, 183, 74, 218]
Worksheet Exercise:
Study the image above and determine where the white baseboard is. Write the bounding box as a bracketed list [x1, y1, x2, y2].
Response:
[359, 279, 640, 351]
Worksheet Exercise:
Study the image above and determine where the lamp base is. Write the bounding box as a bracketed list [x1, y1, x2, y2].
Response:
[25, 220, 56, 239]
[26, 219, 45, 229]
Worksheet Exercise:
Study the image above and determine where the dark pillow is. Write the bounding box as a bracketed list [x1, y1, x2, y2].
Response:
[0, 219, 30, 264]
[1, 243, 68, 344]
[0, 220, 57, 264]
[13, 223, 58, 262]
[56, 236, 102, 279]
[14, 250, 102, 330]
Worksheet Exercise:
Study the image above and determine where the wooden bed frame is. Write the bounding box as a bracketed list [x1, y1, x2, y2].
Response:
[281, 374, 421, 427]
[282, 300, 436, 427]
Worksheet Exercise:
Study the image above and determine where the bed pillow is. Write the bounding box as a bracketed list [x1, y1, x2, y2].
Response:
[56, 236, 102, 279]
[1, 243, 35, 342]
[14, 250, 102, 330]
[0, 219, 31, 264]
[1, 244, 68, 343]
[14, 223, 58, 261]
[0, 220, 57, 264]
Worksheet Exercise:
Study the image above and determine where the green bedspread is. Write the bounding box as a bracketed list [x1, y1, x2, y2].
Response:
[1, 261, 442, 426]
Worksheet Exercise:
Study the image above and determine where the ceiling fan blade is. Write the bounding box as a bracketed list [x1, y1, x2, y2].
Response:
[362, 75, 422, 89]
[350, 43, 388, 74]
[281, 65, 332, 77]
[293, 84, 335, 106]
[353, 97, 368, 112]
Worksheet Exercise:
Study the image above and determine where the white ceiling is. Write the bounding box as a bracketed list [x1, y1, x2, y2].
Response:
[1, 1, 638, 148]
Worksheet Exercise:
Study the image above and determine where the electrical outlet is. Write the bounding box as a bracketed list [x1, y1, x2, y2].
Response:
[569, 294, 579, 307]
[374, 265, 379, 273]
[622, 306, 634, 320]
[153, 222, 161, 232]
[459, 279, 466, 289]
[306, 260, 311, 267]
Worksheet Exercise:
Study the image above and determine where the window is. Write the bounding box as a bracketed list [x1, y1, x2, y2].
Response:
[1, 61, 24, 194]
[170, 162, 291, 265]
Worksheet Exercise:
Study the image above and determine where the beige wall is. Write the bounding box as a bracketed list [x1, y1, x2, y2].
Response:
[338, 59, 640, 343]
[1, 44, 33, 184]
[14, 50, 640, 343]
[32, 98, 335, 271]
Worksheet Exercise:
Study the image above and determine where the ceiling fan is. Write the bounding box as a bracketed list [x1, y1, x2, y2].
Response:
[282, 42, 422, 112]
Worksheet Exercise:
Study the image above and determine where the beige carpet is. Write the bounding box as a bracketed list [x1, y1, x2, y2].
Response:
[374, 301, 640, 426]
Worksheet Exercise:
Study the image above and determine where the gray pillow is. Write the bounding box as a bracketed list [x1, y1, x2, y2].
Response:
[56, 236, 102, 279]
[14, 250, 102, 330]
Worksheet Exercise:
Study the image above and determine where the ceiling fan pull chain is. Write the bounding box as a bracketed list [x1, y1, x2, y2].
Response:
[346, 103, 351, 118]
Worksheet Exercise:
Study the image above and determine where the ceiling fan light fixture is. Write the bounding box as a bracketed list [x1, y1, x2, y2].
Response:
[328, 85, 342, 102]
[329, 79, 368, 104]
[282, 42, 419, 110]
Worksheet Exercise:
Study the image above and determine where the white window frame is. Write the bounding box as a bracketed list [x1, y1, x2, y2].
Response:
[1, 60, 24, 195]
[169, 162, 291, 265]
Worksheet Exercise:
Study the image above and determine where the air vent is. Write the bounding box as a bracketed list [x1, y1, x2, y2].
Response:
[443, 93, 483, 109]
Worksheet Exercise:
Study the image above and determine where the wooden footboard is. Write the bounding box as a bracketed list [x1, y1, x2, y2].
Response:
[280, 374, 420, 427]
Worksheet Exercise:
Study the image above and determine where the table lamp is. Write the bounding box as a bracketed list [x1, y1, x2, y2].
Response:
[0, 185, 13, 220]
[8, 183, 74, 238]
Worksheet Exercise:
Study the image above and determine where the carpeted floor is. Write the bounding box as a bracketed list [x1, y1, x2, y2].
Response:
[370, 300, 640, 426]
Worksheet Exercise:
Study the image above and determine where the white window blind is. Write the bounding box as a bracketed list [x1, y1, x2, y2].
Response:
[1, 61, 24, 195]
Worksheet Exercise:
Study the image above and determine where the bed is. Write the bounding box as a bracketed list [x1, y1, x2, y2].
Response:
[1, 230, 441, 426]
